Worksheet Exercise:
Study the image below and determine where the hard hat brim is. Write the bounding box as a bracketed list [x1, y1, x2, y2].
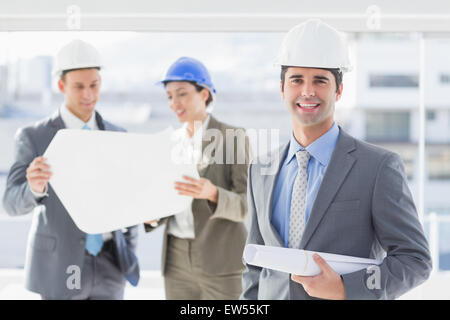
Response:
[273, 61, 352, 73]
[155, 78, 216, 95]
[52, 64, 103, 78]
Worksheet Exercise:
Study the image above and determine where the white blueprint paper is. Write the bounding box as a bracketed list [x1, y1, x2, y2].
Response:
[243, 244, 382, 276]
[43, 128, 199, 234]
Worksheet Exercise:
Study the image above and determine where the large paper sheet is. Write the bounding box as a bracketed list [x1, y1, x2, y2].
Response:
[243, 244, 382, 276]
[43, 128, 199, 234]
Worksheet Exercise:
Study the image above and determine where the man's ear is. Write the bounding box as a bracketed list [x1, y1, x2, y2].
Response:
[335, 82, 343, 102]
[57, 78, 65, 94]
[280, 81, 285, 100]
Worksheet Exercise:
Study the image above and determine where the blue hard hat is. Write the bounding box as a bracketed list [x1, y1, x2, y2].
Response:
[158, 57, 216, 95]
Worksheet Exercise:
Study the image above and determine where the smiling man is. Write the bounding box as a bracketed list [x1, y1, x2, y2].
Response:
[3, 40, 140, 299]
[241, 19, 432, 300]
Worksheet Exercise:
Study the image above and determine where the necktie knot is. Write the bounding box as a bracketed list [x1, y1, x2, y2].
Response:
[295, 150, 310, 169]
[82, 124, 91, 130]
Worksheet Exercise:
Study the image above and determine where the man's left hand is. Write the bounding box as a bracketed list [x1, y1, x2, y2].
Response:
[291, 253, 346, 300]
[174, 176, 219, 203]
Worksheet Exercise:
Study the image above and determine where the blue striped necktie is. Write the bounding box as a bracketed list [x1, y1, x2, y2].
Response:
[82, 124, 104, 256]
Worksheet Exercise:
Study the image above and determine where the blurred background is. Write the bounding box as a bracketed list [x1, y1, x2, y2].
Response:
[0, 0, 450, 299]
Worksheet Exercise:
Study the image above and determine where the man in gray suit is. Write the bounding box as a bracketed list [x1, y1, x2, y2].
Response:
[241, 19, 432, 300]
[2, 40, 139, 299]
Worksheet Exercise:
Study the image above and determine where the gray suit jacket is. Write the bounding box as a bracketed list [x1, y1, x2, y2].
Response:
[2, 110, 140, 298]
[241, 127, 432, 300]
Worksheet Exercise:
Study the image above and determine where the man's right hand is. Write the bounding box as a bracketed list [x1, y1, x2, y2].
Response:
[26, 156, 52, 193]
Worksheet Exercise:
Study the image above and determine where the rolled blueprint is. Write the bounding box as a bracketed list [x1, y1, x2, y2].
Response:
[243, 244, 382, 276]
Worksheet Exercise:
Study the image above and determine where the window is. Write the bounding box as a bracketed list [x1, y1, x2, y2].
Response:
[366, 111, 410, 142]
[427, 111, 436, 121]
[428, 148, 450, 180]
[440, 73, 450, 84]
[369, 74, 419, 88]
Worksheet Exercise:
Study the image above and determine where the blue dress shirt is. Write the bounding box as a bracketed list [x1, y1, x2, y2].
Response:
[271, 123, 340, 247]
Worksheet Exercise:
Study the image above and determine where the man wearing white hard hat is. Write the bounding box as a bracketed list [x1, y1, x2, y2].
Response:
[3, 39, 140, 299]
[241, 19, 431, 300]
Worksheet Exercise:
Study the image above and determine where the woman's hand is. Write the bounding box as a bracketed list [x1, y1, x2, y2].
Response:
[174, 176, 219, 203]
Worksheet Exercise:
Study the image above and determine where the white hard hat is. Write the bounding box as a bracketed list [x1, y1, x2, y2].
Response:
[52, 39, 102, 77]
[274, 19, 352, 72]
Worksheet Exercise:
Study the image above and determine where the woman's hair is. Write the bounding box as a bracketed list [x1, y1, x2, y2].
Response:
[164, 81, 213, 107]
[190, 82, 213, 107]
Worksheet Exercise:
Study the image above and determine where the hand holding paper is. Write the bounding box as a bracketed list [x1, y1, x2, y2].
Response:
[243, 244, 382, 276]
[26, 156, 52, 193]
[291, 253, 346, 300]
[174, 176, 219, 203]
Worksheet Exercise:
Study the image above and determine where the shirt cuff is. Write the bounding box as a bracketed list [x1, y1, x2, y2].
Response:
[102, 232, 113, 241]
[29, 184, 49, 200]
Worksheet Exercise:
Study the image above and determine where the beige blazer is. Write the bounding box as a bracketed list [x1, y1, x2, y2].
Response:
[145, 115, 251, 275]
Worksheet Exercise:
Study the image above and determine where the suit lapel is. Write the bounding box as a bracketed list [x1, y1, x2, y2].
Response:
[95, 111, 105, 131]
[197, 115, 221, 177]
[299, 129, 356, 249]
[262, 143, 289, 247]
[48, 110, 67, 140]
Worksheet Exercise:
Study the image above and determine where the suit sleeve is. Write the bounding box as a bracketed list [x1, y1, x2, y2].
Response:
[2, 128, 43, 216]
[240, 162, 264, 300]
[342, 153, 432, 299]
[210, 133, 251, 222]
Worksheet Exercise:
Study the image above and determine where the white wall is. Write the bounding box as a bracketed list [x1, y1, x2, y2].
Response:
[1, 0, 450, 31]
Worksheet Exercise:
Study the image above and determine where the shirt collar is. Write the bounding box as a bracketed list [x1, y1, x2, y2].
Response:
[286, 122, 339, 167]
[60, 104, 97, 130]
[179, 114, 211, 142]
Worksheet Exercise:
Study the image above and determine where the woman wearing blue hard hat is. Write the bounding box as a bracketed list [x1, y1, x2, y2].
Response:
[144, 57, 251, 299]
